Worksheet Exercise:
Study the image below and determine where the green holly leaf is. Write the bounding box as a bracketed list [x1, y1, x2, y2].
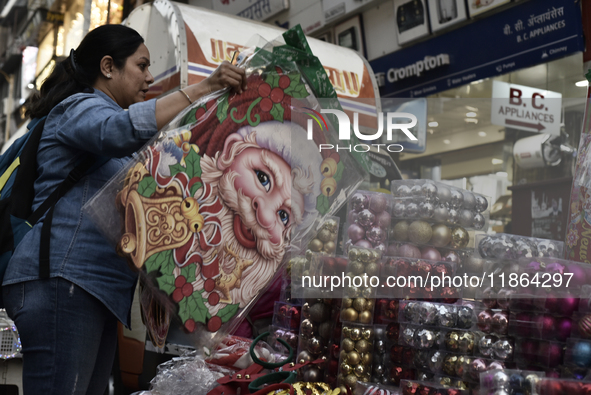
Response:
[190, 181, 203, 198]
[284, 83, 309, 98]
[316, 194, 330, 215]
[137, 176, 157, 197]
[169, 163, 186, 177]
[178, 291, 209, 324]
[216, 303, 240, 323]
[288, 73, 301, 83]
[180, 110, 197, 126]
[144, 250, 174, 274]
[265, 73, 280, 88]
[156, 272, 176, 296]
[184, 149, 202, 179]
[270, 103, 285, 123]
[180, 263, 197, 284]
[333, 161, 345, 182]
[216, 92, 230, 124]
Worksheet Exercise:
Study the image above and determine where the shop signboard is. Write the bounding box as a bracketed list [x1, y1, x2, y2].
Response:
[212, 0, 288, 21]
[323, 0, 373, 23]
[491, 80, 562, 135]
[370, 0, 584, 98]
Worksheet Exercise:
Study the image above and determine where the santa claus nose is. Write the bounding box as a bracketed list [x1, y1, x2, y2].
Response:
[252, 196, 275, 230]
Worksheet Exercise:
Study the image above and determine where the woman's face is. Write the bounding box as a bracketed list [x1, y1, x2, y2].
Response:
[111, 43, 154, 109]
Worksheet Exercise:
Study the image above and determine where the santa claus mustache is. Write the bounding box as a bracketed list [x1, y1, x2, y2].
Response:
[218, 170, 288, 260]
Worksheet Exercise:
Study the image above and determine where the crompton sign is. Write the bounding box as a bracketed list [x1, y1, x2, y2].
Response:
[387, 54, 450, 82]
[370, 0, 584, 98]
[491, 81, 562, 135]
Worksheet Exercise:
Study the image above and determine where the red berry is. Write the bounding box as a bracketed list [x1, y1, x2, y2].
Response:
[204, 279, 215, 292]
[279, 75, 290, 89]
[270, 87, 284, 103]
[258, 83, 271, 97]
[184, 319, 196, 333]
[206, 100, 214, 110]
[182, 283, 193, 297]
[260, 97, 273, 112]
[195, 108, 206, 120]
[175, 275, 186, 288]
[208, 292, 220, 306]
[207, 316, 222, 332]
[172, 288, 184, 303]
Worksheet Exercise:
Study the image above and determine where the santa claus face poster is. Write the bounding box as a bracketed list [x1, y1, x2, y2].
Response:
[87, 37, 365, 348]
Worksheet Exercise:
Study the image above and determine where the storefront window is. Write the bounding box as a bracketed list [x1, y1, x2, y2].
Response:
[90, 0, 124, 30]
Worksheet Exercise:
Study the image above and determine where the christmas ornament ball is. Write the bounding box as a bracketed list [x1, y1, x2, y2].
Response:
[408, 221, 433, 245]
[430, 224, 452, 247]
[572, 341, 591, 368]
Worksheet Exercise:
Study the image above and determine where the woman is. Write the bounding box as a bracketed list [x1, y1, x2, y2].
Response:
[2, 24, 246, 394]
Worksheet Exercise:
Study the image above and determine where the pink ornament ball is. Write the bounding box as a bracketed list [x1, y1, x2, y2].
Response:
[348, 210, 359, 224]
[520, 339, 538, 359]
[387, 244, 398, 257]
[536, 314, 556, 339]
[421, 247, 441, 261]
[544, 292, 559, 313]
[565, 263, 587, 288]
[556, 317, 573, 341]
[558, 296, 580, 317]
[347, 223, 365, 243]
[354, 239, 373, 249]
[369, 193, 388, 214]
[375, 210, 392, 229]
[398, 244, 422, 259]
[540, 342, 563, 368]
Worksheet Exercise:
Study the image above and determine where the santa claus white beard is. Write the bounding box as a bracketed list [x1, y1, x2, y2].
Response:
[184, 156, 287, 315]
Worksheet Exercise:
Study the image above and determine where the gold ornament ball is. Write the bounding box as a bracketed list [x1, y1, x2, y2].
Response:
[341, 307, 359, 322]
[338, 386, 348, 395]
[352, 298, 367, 312]
[361, 374, 370, 383]
[348, 248, 360, 261]
[309, 238, 323, 252]
[450, 226, 469, 249]
[361, 352, 372, 366]
[347, 351, 361, 365]
[342, 298, 353, 309]
[318, 228, 333, 243]
[344, 374, 358, 387]
[350, 328, 362, 341]
[362, 328, 374, 341]
[350, 261, 364, 275]
[340, 363, 352, 375]
[366, 262, 379, 277]
[305, 249, 314, 261]
[393, 221, 410, 241]
[370, 249, 381, 262]
[458, 332, 475, 353]
[359, 249, 372, 263]
[324, 218, 338, 233]
[354, 364, 366, 377]
[455, 355, 471, 377]
[408, 220, 433, 245]
[324, 241, 336, 253]
[439, 377, 452, 387]
[342, 326, 351, 338]
[358, 310, 372, 324]
[347, 286, 360, 298]
[340, 350, 348, 363]
[355, 339, 370, 353]
[431, 224, 452, 247]
[342, 338, 355, 352]
[365, 300, 375, 311]
[361, 287, 373, 299]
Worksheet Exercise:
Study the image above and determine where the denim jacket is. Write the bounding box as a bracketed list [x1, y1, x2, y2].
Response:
[3, 90, 158, 326]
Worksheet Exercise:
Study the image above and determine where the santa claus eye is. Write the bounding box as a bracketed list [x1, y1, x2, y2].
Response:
[255, 170, 271, 192]
[278, 210, 289, 226]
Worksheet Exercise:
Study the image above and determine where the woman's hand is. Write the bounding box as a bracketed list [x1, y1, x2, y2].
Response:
[204, 61, 247, 94]
[154, 61, 247, 129]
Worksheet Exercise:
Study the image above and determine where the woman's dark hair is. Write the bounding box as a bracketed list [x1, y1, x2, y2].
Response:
[26, 24, 144, 118]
